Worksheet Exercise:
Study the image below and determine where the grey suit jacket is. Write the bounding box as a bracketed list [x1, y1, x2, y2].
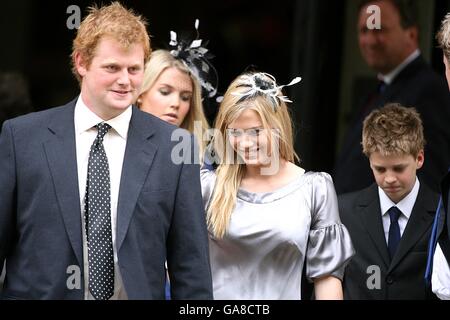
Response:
[339, 182, 438, 300]
[0, 99, 213, 299]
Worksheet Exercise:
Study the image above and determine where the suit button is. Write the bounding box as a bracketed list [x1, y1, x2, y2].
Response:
[386, 276, 394, 284]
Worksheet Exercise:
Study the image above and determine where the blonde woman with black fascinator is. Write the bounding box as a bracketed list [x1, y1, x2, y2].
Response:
[137, 20, 216, 163]
[136, 20, 217, 299]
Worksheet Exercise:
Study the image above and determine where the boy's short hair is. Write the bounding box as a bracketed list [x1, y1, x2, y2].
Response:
[362, 103, 425, 158]
[71, 2, 151, 84]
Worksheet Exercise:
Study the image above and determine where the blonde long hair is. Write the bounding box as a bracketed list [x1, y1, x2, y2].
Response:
[137, 50, 210, 160]
[207, 72, 299, 239]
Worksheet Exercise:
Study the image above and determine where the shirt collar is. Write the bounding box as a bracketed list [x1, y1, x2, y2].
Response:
[74, 95, 132, 139]
[378, 49, 420, 85]
[379, 177, 420, 219]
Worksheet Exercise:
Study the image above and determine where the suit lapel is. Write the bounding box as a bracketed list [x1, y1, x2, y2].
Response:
[380, 55, 423, 106]
[116, 107, 157, 251]
[43, 100, 83, 266]
[389, 183, 437, 271]
[359, 185, 391, 268]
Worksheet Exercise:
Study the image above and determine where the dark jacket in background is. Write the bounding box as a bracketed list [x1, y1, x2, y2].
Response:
[437, 172, 450, 264]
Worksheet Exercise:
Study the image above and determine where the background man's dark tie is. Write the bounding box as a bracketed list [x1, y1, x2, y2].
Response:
[388, 206, 402, 260]
[84, 123, 114, 300]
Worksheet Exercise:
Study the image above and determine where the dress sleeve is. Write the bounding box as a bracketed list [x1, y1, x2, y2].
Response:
[306, 172, 355, 281]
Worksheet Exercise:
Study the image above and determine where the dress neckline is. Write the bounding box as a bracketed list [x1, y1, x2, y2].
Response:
[237, 169, 310, 204]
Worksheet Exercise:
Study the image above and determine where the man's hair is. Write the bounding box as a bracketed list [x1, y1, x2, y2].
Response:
[358, 0, 418, 29]
[71, 2, 151, 84]
[437, 13, 450, 63]
[362, 103, 425, 158]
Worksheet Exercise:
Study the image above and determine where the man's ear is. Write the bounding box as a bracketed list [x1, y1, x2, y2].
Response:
[407, 26, 419, 44]
[74, 52, 88, 77]
[416, 149, 424, 169]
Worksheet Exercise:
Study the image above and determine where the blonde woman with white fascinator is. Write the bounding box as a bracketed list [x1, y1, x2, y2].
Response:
[202, 71, 354, 300]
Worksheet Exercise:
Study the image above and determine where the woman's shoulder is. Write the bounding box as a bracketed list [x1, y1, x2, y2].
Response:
[285, 163, 332, 182]
[200, 167, 216, 181]
[297, 169, 334, 188]
[298, 171, 337, 206]
[200, 167, 217, 203]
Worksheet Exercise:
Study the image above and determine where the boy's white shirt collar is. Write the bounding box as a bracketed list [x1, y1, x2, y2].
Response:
[378, 177, 420, 219]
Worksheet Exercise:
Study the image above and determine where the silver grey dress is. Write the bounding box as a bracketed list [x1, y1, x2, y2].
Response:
[201, 169, 354, 300]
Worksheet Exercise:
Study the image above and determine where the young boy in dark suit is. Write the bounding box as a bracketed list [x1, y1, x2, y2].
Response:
[339, 103, 438, 299]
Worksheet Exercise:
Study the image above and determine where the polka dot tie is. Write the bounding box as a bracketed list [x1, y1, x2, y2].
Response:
[84, 123, 114, 300]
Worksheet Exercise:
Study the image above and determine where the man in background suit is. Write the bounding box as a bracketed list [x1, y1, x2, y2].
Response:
[340, 104, 438, 299]
[0, 2, 212, 299]
[334, 0, 450, 195]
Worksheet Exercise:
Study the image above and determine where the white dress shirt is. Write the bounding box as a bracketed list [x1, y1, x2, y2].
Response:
[378, 178, 420, 243]
[74, 96, 130, 300]
[432, 243, 450, 299]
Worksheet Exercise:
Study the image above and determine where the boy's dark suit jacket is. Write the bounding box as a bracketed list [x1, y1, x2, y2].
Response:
[339, 182, 438, 299]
